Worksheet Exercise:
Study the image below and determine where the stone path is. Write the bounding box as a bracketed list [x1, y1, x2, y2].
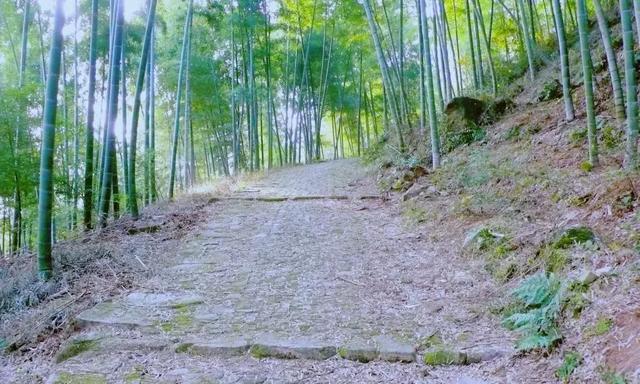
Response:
[44, 159, 517, 383]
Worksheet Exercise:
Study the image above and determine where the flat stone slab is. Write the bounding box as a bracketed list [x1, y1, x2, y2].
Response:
[177, 336, 251, 357]
[125, 292, 204, 308]
[374, 335, 416, 363]
[249, 335, 336, 360]
[464, 345, 512, 363]
[423, 348, 468, 366]
[168, 263, 225, 274]
[76, 302, 155, 328]
[338, 339, 379, 363]
[46, 372, 107, 384]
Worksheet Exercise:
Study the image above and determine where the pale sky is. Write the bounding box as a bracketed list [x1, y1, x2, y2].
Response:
[37, 0, 148, 22]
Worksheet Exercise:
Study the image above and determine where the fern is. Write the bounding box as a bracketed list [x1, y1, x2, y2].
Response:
[502, 273, 565, 351]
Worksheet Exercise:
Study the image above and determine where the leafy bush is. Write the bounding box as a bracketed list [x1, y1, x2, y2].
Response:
[556, 351, 582, 382]
[502, 273, 564, 351]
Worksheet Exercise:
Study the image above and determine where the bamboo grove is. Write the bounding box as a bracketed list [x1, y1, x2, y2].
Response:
[0, 0, 639, 278]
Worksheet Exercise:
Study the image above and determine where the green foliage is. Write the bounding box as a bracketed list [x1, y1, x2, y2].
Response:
[553, 227, 596, 249]
[536, 245, 569, 273]
[556, 351, 581, 382]
[602, 125, 623, 149]
[600, 368, 628, 384]
[586, 317, 613, 337]
[580, 161, 594, 172]
[538, 79, 563, 102]
[442, 122, 486, 153]
[401, 201, 429, 225]
[505, 125, 522, 141]
[569, 128, 587, 145]
[55, 339, 98, 363]
[502, 273, 564, 351]
[564, 280, 590, 317]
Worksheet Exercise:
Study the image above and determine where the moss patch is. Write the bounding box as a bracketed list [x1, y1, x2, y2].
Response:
[586, 318, 613, 337]
[53, 372, 106, 384]
[55, 339, 99, 363]
[249, 344, 271, 359]
[174, 343, 193, 354]
[159, 306, 194, 333]
[553, 227, 596, 249]
[124, 365, 146, 383]
[423, 349, 467, 365]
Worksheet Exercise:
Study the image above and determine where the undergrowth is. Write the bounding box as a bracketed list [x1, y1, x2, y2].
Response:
[502, 273, 564, 351]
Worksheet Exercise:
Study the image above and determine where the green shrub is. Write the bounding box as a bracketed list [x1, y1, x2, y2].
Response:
[556, 351, 582, 382]
[553, 227, 596, 249]
[502, 273, 564, 351]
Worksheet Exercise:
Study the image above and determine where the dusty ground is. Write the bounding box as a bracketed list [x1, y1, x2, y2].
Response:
[0, 159, 547, 384]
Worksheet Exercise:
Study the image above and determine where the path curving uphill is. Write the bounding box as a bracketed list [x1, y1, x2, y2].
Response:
[27, 160, 519, 383]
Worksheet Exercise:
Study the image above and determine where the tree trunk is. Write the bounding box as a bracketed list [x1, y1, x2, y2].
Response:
[169, 0, 194, 199]
[622, 0, 638, 168]
[37, 0, 64, 280]
[551, 0, 575, 121]
[128, 0, 157, 218]
[576, 0, 599, 166]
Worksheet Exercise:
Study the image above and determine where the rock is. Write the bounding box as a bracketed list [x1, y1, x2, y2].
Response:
[249, 335, 336, 360]
[443, 97, 487, 152]
[423, 348, 468, 365]
[338, 340, 379, 363]
[538, 79, 563, 102]
[444, 97, 486, 123]
[125, 292, 204, 308]
[46, 372, 107, 384]
[464, 346, 512, 363]
[76, 301, 155, 328]
[482, 98, 515, 124]
[126, 223, 161, 235]
[374, 335, 416, 363]
[402, 183, 439, 201]
[595, 266, 613, 277]
[452, 271, 474, 285]
[580, 270, 599, 285]
[402, 183, 429, 201]
[177, 336, 251, 357]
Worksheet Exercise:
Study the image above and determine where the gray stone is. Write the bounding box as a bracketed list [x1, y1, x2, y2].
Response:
[125, 292, 204, 308]
[249, 335, 336, 360]
[169, 263, 225, 274]
[46, 372, 107, 384]
[374, 335, 416, 363]
[338, 340, 379, 363]
[182, 336, 251, 357]
[580, 270, 598, 285]
[464, 346, 512, 363]
[99, 336, 169, 353]
[595, 266, 613, 277]
[402, 183, 429, 201]
[76, 302, 154, 328]
[455, 376, 492, 384]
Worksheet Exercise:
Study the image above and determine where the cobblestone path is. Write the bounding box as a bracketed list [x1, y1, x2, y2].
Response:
[43, 159, 515, 383]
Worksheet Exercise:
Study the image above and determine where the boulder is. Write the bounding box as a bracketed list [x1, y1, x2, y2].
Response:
[482, 98, 515, 124]
[538, 79, 563, 102]
[443, 97, 487, 152]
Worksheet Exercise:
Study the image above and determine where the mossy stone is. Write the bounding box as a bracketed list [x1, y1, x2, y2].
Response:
[423, 349, 467, 365]
[53, 372, 106, 384]
[55, 339, 99, 363]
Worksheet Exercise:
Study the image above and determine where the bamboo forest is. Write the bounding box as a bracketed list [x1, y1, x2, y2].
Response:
[1, 0, 640, 382]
